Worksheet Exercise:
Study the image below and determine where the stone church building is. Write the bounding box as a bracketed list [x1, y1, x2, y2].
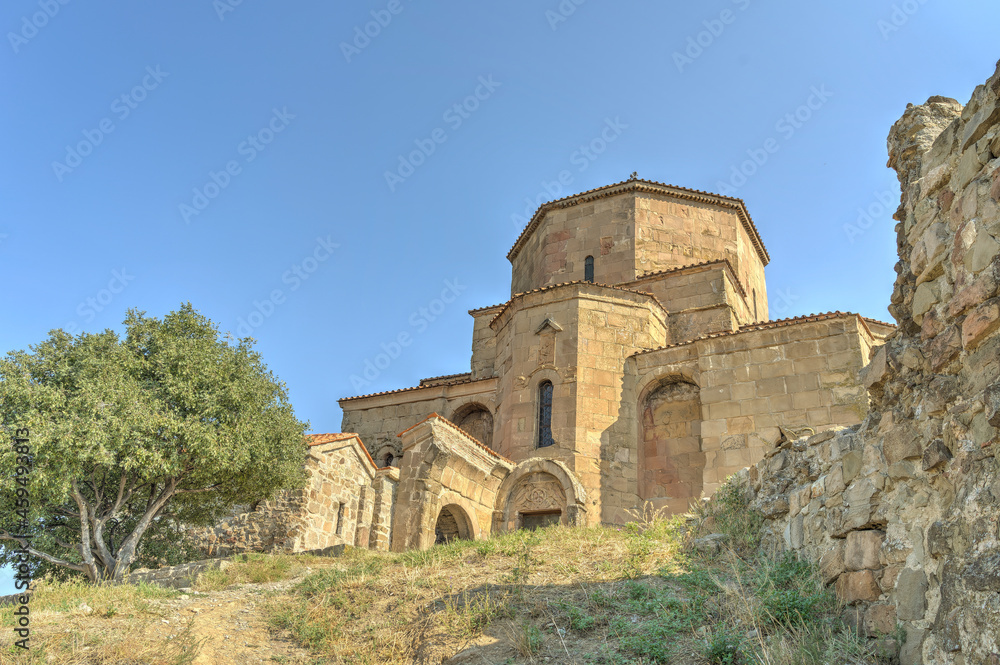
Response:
[201, 177, 892, 556]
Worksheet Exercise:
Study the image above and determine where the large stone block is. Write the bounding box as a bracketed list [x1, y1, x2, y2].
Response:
[819, 542, 846, 584]
[882, 428, 921, 464]
[836, 570, 881, 604]
[864, 603, 898, 636]
[962, 297, 1000, 349]
[895, 568, 928, 621]
[845, 529, 885, 571]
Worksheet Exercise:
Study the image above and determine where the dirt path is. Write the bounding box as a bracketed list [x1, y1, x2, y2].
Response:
[147, 579, 317, 665]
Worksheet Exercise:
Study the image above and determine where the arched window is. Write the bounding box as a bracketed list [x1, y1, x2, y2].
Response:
[538, 381, 554, 448]
[383, 453, 394, 467]
[584, 256, 595, 283]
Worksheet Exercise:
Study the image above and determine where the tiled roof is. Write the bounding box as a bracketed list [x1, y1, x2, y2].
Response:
[306, 432, 360, 446]
[631, 311, 867, 356]
[305, 432, 381, 470]
[506, 178, 770, 266]
[468, 303, 505, 315]
[489, 280, 667, 329]
[419, 372, 472, 386]
[398, 413, 512, 464]
[861, 316, 897, 329]
[339, 376, 492, 403]
[631, 258, 749, 300]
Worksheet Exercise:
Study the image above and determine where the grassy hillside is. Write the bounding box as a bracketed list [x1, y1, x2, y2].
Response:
[1, 480, 892, 664]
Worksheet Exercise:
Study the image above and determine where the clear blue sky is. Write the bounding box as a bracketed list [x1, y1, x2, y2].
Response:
[0, 4, 998, 591]
[4, 0, 1000, 438]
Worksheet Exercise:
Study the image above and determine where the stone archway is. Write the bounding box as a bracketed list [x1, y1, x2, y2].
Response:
[493, 458, 587, 533]
[434, 504, 474, 544]
[450, 403, 494, 450]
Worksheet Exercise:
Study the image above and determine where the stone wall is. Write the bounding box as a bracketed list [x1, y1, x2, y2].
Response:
[597, 311, 886, 524]
[746, 61, 1000, 665]
[509, 194, 638, 295]
[127, 558, 232, 590]
[195, 434, 398, 555]
[340, 377, 498, 458]
[634, 193, 769, 322]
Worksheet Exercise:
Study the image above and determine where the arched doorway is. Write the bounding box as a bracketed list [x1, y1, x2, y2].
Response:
[434, 504, 474, 545]
[450, 403, 494, 450]
[639, 380, 703, 512]
[502, 471, 567, 531]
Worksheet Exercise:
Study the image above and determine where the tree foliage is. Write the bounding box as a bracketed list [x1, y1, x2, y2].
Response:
[0, 304, 308, 582]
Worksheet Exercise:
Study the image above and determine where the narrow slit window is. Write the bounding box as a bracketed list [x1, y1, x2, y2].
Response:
[538, 381, 554, 448]
[335, 503, 345, 535]
[584, 256, 595, 283]
[752, 289, 758, 322]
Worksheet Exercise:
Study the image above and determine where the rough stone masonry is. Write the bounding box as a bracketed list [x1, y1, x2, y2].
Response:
[745, 61, 1000, 665]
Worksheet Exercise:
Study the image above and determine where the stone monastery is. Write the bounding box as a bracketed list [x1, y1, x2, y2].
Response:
[203, 176, 894, 556]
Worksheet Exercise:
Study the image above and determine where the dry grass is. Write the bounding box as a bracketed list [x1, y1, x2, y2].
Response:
[0, 479, 887, 664]
[194, 552, 327, 591]
[0, 578, 199, 665]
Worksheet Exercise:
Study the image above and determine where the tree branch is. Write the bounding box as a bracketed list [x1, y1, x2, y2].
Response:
[69, 480, 101, 582]
[0, 534, 91, 574]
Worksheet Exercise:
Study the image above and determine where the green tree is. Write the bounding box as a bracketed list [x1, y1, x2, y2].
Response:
[0, 304, 308, 582]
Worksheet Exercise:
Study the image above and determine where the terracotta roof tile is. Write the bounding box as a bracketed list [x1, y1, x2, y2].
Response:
[506, 178, 769, 266]
[419, 372, 472, 386]
[861, 316, 897, 329]
[398, 413, 512, 464]
[339, 376, 490, 403]
[631, 311, 866, 356]
[306, 432, 360, 446]
[468, 303, 505, 315]
[489, 280, 667, 329]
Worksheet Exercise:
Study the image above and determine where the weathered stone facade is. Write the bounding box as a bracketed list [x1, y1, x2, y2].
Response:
[328, 176, 888, 548]
[745, 62, 1000, 664]
[196, 434, 398, 555]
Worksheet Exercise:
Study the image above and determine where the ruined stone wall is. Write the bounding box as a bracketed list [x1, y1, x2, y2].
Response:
[746, 62, 1000, 665]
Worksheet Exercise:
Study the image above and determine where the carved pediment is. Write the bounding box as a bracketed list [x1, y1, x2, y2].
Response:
[535, 318, 563, 334]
